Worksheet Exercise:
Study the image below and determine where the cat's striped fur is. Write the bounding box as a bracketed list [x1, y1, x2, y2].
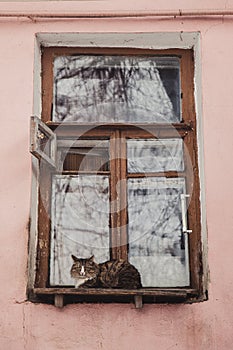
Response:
[70, 255, 142, 289]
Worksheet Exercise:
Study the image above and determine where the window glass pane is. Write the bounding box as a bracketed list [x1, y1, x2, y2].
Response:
[53, 56, 181, 123]
[128, 177, 190, 287]
[58, 140, 109, 172]
[127, 138, 184, 173]
[50, 175, 110, 286]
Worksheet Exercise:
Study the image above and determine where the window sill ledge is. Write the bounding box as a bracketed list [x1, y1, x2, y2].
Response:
[31, 287, 200, 308]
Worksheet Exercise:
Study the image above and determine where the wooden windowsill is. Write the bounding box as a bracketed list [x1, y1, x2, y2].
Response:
[31, 287, 199, 308]
[34, 287, 197, 296]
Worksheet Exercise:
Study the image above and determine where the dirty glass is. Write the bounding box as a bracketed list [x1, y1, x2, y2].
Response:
[50, 175, 110, 286]
[127, 177, 190, 287]
[127, 138, 184, 173]
[53, 55, 181, 123]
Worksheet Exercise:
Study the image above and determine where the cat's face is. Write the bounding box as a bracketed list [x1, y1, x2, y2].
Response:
[70, 255, 99, 279]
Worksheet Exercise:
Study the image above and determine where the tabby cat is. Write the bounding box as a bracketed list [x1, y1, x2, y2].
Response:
[70, 255, 142, 289]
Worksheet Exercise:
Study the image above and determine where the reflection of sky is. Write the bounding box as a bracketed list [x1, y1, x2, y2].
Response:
[53, 55, 181, 123]
[50, 175, 110, 286]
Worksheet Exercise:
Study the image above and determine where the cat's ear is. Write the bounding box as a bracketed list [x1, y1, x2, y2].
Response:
[71, 254, 78, 262]
[89, 255, 95, 261]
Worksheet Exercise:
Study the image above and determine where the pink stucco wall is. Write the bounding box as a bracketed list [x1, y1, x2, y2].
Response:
[1, 1, 233, 349]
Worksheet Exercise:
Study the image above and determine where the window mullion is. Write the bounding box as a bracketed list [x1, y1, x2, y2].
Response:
[110, 130, 121, 260]
[119, 132, 128, 260]
[109, 130, 128, 260]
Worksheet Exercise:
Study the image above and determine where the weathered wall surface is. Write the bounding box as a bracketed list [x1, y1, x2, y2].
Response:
[0, 1, 233, 349]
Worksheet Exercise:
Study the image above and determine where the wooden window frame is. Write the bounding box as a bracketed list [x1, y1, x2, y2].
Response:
[29, 47, 205, 307]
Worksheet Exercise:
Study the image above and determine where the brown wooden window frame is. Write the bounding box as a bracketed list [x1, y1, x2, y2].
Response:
[29, 47, 205, 307]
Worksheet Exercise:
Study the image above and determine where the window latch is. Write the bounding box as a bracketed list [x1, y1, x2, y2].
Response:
[180, 194, 192, 234]
[37, 130, 45, 140]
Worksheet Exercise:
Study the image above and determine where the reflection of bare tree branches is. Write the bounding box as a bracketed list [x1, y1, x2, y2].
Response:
[53, 55, 180, 123]
[128, 178, 186, 266]
[50, 175, 110, 286]
[128, 181, 189, 288]
[53, 177, 72, 284]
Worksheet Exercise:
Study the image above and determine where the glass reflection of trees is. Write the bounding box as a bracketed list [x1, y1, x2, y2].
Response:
[50, 175, 110, 286]
[128, 178, 190, 287]
[53, 56, 180, 123]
